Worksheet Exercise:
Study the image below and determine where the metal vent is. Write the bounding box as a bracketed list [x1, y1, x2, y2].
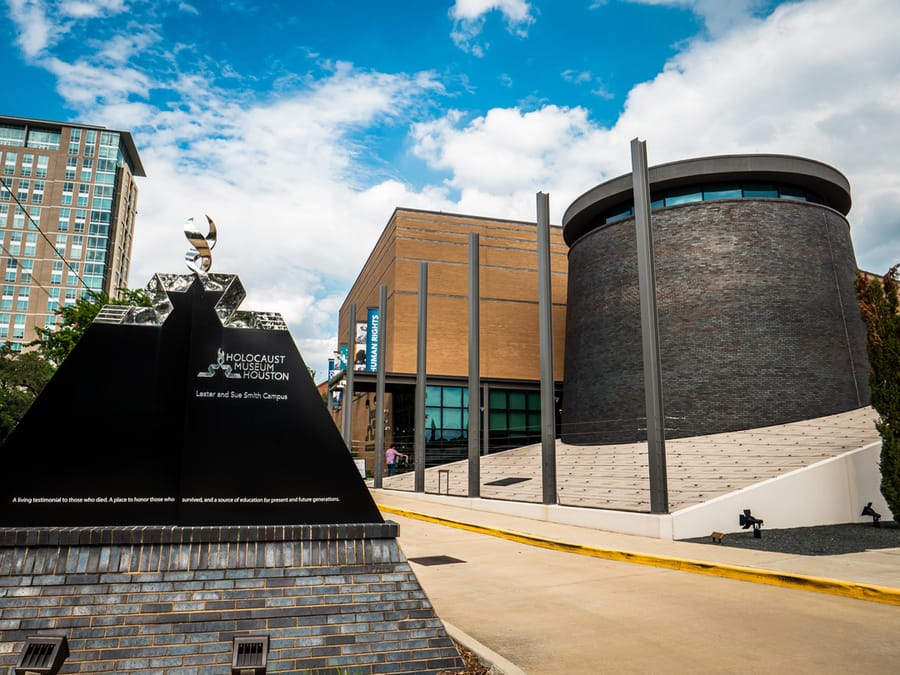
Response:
[409, 555, 466, 566]
[232, 635, 269, 675]
[15, 636, 68, 675]
[484, 476, 531, 487]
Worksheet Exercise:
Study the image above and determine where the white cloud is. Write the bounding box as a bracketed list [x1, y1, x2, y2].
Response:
[7, 0, 61, 58]
[415, 0, 900, 276]
[6, 0, 899, 377]
[449, 0, 535, 55]
[59, 0, 126, 19]
[622, 0, 771, 35]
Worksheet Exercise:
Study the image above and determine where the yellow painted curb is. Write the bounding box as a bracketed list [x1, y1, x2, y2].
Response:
[378, 503, 900, 607]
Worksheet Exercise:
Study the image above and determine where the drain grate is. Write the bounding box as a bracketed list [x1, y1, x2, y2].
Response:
[409, 555, 466, 566]
[231, 635, 269, 674]
[484, 476, 531, 487]
[15, 636, 68, 675]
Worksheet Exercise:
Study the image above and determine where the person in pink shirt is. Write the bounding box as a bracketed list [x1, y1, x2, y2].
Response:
[385, 446, 408, 476]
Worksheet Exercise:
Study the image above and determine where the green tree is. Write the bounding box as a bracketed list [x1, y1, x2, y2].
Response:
[0, 342, 55, 445]
[856, 264, 900, 523]
[32, 288, 150, 366]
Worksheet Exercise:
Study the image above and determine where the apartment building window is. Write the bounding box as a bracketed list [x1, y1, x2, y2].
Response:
[47, 287, 59, 313]
[62, 181, 74, 205]
[27, 129, 61, 150]
[12, 207, 25, 229]
[7, 231, 21, 256]
[24, 233, 37, 257]
[32, 180, 44, 204]
[84, 129, 96, 157]
[1, 286, 13, 310]
[20, 154, 33, 177]
[77, 184, 90, 207]
[67, 262, 80, 286]
[3, 152, 16, 176]
[74, 209, 86, 232]
[65, 156, 77, 180]
[0, 204, 8, 226]
[0, 314, 9, 340]
[12, 314, 25, 339]
[58, 208, 70, 231]
[19, 259, 33, 283]
[51, 260, 63, 285]
[80, 158, 93, 181]
[68, 128, 81, 155]
[17, 179, 28, 202]
[55, 233, 67, 255]
[45, 314, 57, 328]
[0, 125, 26, 146]
[64, 288, 77, 305]
[16, 286, 29, 310]
[70, 235, 83, 258]
[35, 155, 49, 178]
[0, 181, 9, 201]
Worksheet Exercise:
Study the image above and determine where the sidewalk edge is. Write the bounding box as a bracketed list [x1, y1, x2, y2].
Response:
[442, 620, 528, 675]
[380, 504, 900, 607]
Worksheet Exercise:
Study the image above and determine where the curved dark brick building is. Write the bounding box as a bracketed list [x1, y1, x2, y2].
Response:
[561, 154, 870, 445]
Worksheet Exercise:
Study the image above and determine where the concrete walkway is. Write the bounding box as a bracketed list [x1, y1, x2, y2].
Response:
[372, 490, 900, 674]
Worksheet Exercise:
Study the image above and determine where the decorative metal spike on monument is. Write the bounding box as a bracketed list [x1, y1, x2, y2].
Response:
[184, 214, 217, 275]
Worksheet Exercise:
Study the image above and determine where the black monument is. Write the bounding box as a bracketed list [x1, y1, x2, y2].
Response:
[0, 217, 465, 674]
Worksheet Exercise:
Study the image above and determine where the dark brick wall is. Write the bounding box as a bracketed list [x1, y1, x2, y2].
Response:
[0, 524, 464, 674]
[562, 199, 870, 444]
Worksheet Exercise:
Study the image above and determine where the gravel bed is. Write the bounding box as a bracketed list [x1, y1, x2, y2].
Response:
[680, 520, 900, 555]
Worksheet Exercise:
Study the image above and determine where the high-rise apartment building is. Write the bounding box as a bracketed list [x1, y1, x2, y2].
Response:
[0, 115, 144, 351]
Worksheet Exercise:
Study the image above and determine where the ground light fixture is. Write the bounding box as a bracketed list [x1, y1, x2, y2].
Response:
[15, 635, 68, 675]
[861, 502, 882, 527]
[739, 509, 764, 538]
[231, 635, 269, 675]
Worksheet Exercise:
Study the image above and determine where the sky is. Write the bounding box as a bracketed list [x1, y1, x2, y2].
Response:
[2, 0, 899, 381]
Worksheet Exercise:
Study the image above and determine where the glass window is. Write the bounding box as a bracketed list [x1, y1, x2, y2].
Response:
[0, 126, 26, 147]
[20, 154, 33, 177]
[27, 129, 60, 150]
[65, 157, 77, 180]
[7, 231, 21, 255]
[489, 390, 507, 409]
[509, 391, 527, 410]
[665, 190, 703, 206]
[35, 155, 49, 178]
[703, 184, 742, 200]
[779, 186, 807, 201]
[489, 410, 507, 431]
[17, 179, 28, 201]
[58, 208, 70, 231]
[443, 408, 463, 430]
[12, 314, 25, 339]
[80, 158, 93, 181]
[742, 183, 778, 198]
[425, 408, 442, 430]
[3, 152, 16, 176]
[443, 387, 463, 407]
[20, 261, 33, 283]
[425, 385, 442, 406]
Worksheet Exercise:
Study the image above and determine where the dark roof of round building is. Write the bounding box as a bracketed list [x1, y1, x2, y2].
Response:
[562, 154, 851, 246]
